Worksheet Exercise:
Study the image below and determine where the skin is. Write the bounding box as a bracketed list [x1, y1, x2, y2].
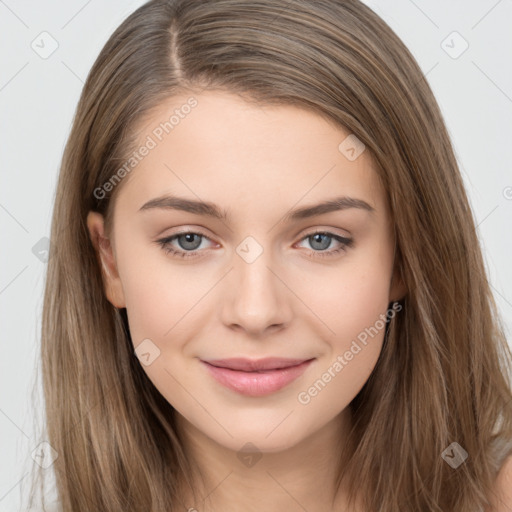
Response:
[87, 90, 406, 511]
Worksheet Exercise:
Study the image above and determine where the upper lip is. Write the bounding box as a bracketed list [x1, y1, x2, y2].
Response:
[202, 357, 314, 372]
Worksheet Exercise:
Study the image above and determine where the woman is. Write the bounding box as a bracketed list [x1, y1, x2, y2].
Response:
[29, 0, 512, 510]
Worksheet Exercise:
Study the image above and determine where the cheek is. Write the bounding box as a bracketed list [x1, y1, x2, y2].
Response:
[300, 248, 393, 345]
[296, 268, 393, 419]
[118, 252, 209, 402]
[116, 239, 212, 347]
[301, 291, 388, 404]
[294, 246, 393, 400]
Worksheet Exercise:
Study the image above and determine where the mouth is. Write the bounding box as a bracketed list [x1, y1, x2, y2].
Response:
[200, 357, 315, 397]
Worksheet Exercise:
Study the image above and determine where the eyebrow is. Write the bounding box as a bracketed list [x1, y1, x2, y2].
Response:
[138, 194, 375, 221]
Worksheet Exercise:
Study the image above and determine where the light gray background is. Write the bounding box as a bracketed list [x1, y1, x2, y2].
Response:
[1, 0, 511, 510]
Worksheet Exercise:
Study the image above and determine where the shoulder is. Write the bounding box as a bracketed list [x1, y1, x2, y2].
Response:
[486, 453, 512, 512]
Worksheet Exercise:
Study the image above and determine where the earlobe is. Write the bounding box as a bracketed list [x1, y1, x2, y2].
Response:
[86, 211, 126, 309]
[389, 262, 407, 303]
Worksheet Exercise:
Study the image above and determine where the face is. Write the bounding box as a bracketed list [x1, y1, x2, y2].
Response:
[87, 90, 404, 455]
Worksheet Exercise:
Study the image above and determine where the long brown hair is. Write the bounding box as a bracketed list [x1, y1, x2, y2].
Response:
[27, 0, 512, 510]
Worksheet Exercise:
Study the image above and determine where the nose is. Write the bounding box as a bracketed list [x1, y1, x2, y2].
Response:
[219, 244, 293, 337]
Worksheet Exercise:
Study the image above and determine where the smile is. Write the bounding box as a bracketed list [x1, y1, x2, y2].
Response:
[200, 357, 315, 397]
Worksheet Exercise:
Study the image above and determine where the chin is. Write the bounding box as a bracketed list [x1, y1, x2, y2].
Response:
[210, 423, 308, 455]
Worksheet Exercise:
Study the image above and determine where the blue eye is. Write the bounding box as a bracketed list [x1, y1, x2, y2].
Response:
[157, 232, 211, 258]
[297, 231, 353, 259]
[156, 230, 353, 260]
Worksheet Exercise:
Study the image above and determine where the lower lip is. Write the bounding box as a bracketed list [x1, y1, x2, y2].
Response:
[201, 359, 314, 397]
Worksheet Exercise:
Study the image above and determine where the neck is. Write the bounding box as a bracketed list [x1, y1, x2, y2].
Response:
[174, 408, 363, 512]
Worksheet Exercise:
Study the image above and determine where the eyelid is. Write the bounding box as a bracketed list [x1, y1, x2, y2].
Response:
[156, 225, 350, 246]
[294, 225, 351, 240]
[162, 228, 218, 249]
[154, 228, 217, 258]
[156, 226, 353, 260]
[155, 224, 214, 238]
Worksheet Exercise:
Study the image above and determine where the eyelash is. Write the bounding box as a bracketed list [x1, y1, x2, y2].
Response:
[156, 230, 354, 260]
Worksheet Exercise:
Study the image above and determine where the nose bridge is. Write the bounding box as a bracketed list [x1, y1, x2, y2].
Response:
[220, 234, 291, 334]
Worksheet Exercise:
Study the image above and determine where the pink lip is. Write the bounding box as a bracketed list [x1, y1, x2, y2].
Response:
[201, 357, 315, 397]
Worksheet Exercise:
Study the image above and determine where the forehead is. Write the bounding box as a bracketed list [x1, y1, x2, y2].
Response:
[114, 90, 388, 222]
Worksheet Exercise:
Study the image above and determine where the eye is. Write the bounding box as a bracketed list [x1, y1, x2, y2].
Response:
[156, 231, 215, 259]
[156, 230, 353, 260]
[295, 231, 353, 259]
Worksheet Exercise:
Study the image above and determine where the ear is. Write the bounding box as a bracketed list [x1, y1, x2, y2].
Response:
[86, 211, 126, 308]
[389, 258, 407, 303]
